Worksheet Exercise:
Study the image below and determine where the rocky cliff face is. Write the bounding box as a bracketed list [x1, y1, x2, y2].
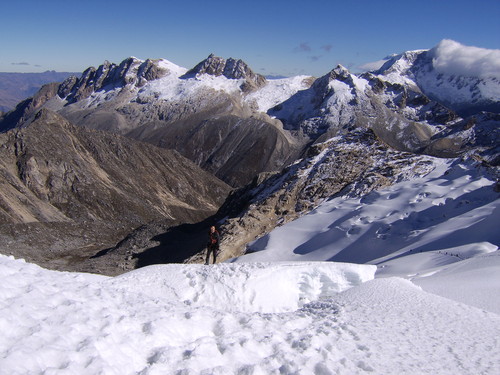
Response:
[0, 109, 230, 274]
[60, 58, 171, 103]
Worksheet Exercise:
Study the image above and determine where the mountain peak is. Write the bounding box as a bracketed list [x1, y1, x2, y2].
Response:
[186, 54, 227, 77]
[371, 40, 500, 115]
[184, 54, 267, 92]
[58, 57, 171, 103]
[331, 64, 350, 77]
[312, 64, 354, 94]
[374, 50, 426, 76]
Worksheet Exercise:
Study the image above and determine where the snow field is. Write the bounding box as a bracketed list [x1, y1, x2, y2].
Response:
[136, 73, 244, 103]
[335, 277, 500, 375]
[244, 75, 314, 113]
[1, 254, 499, 374]
[110, 262, 376, 313]
[0, 257, 376, 374]
[410, 250, 500, 314]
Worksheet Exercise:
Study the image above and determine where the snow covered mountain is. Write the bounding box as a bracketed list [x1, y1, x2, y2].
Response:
[231, 157, 499, 266]
[0, 55, 300, 187]
[0, 41, 499, 374]
[209, 124, 498, 261]
[373, 39, 500, 116]
[1, 39, 498, 188]
[215, 129, 437, 260]
[268, 44, 499, 163]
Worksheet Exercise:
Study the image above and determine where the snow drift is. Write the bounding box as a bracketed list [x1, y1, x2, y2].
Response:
[109, 261, 376, 313]
[1, 253, 499, 374]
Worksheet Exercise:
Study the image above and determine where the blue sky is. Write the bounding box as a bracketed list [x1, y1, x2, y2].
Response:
[1, 0, 499, 77]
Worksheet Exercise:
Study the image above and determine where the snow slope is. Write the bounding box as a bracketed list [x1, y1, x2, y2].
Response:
[237, 158, 498, 263]
[234, 157, 500, 316]
[244, 75, 313, 113]
[1, 254, 499, 374]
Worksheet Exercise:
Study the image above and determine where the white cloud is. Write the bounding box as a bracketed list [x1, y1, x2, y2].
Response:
[358, 59, 389, 72]
[429, 39, 500, 79]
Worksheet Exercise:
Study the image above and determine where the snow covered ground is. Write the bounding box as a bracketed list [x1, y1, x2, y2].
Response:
[1, 255, 499, 374]
[1, 158, 499, 374]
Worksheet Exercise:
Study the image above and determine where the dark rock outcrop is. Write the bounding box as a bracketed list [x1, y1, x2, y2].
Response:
[0, 82, 61, 132]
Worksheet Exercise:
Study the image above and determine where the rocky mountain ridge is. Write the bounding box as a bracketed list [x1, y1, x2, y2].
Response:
[0, 55, 298, 187]
[2, 46, 497, 169]
[213, 129, 441, 261]
[1, 44, 498, 180]
[373, 44, 500, 116]
[270, 63, 498, 164]
[59, 57, 174, 104]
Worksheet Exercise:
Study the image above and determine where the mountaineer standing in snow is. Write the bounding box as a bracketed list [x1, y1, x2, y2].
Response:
[205, 225, 220, 265]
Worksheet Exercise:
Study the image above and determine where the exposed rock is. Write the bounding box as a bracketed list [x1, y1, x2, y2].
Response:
[0, 71, 77, 112]
[134, 113, 300, 187]
[183, 53, 267, 92]
[61, 58, 170, 103]
[423, 112, 500, 164]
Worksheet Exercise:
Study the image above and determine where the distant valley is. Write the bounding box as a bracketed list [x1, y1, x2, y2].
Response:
[0, 71, 78, 112]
